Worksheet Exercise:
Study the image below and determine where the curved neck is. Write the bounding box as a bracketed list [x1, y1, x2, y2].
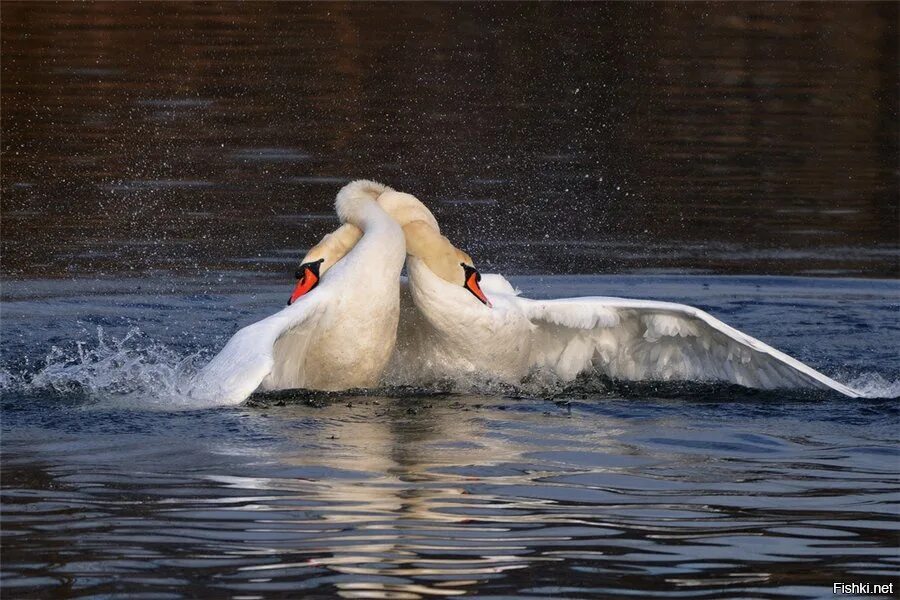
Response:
[342, 199, 403, 272]
[402, 220, 466, 284]
[376, 191, 441, 232]
[302, 180, 399, 276]
[345, 200, 395, 234]
[334, 179, 393, 232]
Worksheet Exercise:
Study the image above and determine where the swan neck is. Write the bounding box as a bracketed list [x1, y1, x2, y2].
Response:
[348, 200, 393, 232]
[334, 179, 394, 230]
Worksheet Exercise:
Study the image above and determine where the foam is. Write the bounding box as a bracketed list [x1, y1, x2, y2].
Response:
[843, 372, 900, 399]
[2, 327, 209, 410]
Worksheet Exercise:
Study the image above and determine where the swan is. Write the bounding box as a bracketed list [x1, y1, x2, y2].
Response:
[189, 180, 405, 404]
[372, 190, 860, 397]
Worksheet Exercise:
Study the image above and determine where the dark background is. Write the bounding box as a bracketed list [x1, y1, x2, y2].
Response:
[2, 2, 898, 279]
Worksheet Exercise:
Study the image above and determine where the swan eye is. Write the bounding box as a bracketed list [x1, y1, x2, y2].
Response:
[460, 263, 491, 307]
[287, 258, 324, 305]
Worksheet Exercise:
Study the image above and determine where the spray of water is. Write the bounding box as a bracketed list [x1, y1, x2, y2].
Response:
[2, 327, 208, 409]
[844, 373, 900, 399]
[2, 327, 896, 408]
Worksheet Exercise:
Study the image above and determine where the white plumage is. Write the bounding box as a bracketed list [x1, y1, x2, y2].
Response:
[190, 183, 860, 403]
[189, 180, 405, 405]
[389, 268, 859, 397]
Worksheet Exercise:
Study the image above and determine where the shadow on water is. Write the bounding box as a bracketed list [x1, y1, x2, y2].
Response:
[247, 375, 899, 407]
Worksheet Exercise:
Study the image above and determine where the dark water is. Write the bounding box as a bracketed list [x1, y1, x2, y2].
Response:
[2, 275, 899, 598]
[2, 2, 898, 278]
[2, 4, 900, 599]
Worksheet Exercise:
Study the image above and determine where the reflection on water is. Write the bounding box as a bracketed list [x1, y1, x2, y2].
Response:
[3, 393, 898, 599]
[1, 275, 898, 598]
[2, 3, 898, 278]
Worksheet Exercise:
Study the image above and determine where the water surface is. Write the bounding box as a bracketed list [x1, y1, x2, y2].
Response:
[2, 275, 898, 598]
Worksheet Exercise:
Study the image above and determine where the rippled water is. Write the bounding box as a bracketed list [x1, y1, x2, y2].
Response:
[2, 275, 899, 598]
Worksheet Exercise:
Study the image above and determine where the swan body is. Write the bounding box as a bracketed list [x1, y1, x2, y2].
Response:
[189, 180, 405, 404]
[391, 262, 859, 396]
[380, 192, 860, 397]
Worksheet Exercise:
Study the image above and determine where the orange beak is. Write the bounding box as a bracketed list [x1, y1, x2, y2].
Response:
[464, 270, 492, 307]
[288, 267, 319, 305]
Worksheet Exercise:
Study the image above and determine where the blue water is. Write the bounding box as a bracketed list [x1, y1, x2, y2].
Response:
[2, 275, 898, 599]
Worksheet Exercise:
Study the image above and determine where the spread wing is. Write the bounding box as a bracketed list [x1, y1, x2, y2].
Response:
[189, 291, 329, 405]
[516, 296, 859, 397]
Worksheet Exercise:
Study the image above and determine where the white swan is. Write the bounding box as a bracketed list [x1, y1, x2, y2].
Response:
[189, 180, 405, 404]
[373, 191, 860, 397]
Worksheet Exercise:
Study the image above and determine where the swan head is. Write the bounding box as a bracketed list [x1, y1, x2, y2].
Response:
[288, 223, 362, 305]
[288, 179, 393, 305]
[403, 220, 491, 307]
[373, 190, 489, 306]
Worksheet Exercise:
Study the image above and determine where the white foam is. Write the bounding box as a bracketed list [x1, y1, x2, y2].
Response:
[4, 327, 896, 405]
[843, 372, 900, 399]
[4, 327, 213, 410]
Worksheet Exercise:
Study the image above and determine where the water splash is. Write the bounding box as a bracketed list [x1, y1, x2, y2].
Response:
[3, 328, 895, 409]
[2, 327, 208, 409]
[844, 372, 900, 399]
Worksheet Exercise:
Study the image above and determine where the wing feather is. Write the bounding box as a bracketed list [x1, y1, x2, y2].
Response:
[189, 292, 328, 405]
[517, 296, 859, 397]
[479, 274, 520, 297]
